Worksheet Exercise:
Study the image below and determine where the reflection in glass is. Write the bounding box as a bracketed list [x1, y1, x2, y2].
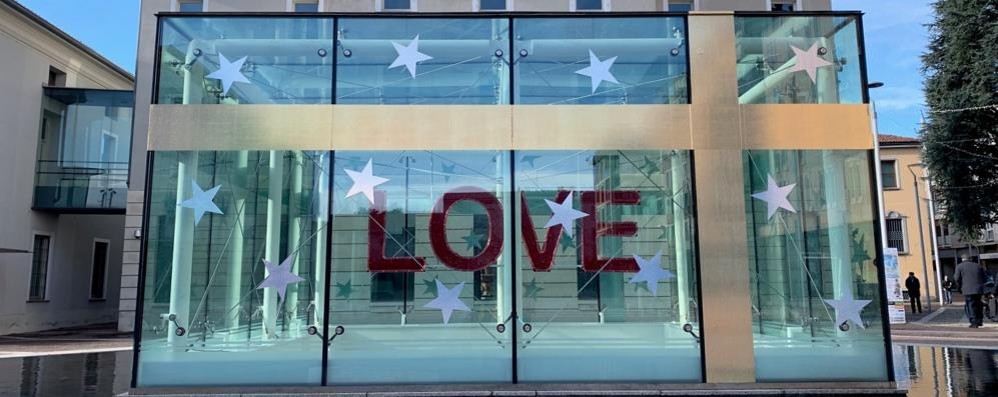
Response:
[515, 150, 700, 382]
[157, 17, 334, 105]
[735, 16, 863, 104]
[744, 150, 887, 381]
[137, 150, 329, 386]
[328, 151, 512, 384]
[514, 18, 689, 104]
[336, 19, 510, 104]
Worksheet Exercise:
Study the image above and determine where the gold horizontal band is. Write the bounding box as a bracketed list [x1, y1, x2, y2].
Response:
[147, 104, 874, 151]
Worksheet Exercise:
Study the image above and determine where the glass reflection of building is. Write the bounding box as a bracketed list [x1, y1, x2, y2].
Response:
[132, 11, 895, 393]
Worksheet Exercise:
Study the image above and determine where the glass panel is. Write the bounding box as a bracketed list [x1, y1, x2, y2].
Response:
[34, 88, 133, 210]
[336, 18, 510, 104]
[480, 0, 506, 10]
[294, 2, 319, 12]
[735, 16, 863, 104]
[137, 150, 329, 386]
[576, 0, 602, 10]
[157, 17, 334, 105]
[514, 18, 689, 104]
[383, 0, 411, 10]
[880, 160, 897, 188]
[744, 150, 888, 381]
[328, 150, 512, 384]
[178, 1, 203, 12]
[515, 150, 701, 382]
[668, 3, 693, 12]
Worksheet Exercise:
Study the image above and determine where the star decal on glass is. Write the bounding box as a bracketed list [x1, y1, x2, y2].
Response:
[389, 35, 433, 78]
[575, 49, 619, 94]
[423, 280, 470, 325]
[179, 179, 223, 225]
[463, 232, 484, 253]
[205, 53, 250, 95]
[421, 277, 439, 297]
[520, 155, 541, 168]
[256, 254, 304, 303]
[823, 287, 872, 330]
[335, 279, 354, 299]
[751, 174, 797, 221]
[788, 43, 834, 84]
[641, 156, 661, 175]
[559, 233, 576, 253]
[345, 159, 389, 205]
[544, 192, 589, 238]
[524, 278, 544, 299]
[440, 163, 456, 182]
[628, 250, 675, 296]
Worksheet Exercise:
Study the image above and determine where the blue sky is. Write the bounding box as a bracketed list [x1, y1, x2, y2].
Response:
[19, 0, 929, 137]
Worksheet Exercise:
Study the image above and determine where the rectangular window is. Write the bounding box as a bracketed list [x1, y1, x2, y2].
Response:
[177, 0, 203, 12]
[383, 0, 411, 10]
[479, 0, 506, 10]
[576, 0, 603, 10]
[47, 67, 66, 87]
[294, 1, 319, 12]
[29, 234, 51, 301]
[886, 217, 907, 253]
[90, 240, 109, 300]
[881, 160, 899, 189]
[668, 1, 693, 11]
[771, 1, 795, 11]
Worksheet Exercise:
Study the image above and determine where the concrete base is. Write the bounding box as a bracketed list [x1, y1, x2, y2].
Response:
[126, 382, 904, 396]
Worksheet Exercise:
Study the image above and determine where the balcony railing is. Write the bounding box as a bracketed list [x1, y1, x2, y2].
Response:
[33, 160, 128, 212]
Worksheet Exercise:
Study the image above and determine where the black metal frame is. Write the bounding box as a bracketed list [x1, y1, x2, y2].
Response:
[868, 149, 897, 383]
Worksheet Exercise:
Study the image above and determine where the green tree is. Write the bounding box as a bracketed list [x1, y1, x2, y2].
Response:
[921, 0, 998, 237]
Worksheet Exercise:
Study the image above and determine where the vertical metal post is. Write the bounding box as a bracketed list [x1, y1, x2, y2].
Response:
[909, 165, 932, 311]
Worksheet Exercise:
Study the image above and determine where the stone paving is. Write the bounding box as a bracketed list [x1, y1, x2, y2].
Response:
[0, 322, 132, 358]
[890, 301, 998, 347]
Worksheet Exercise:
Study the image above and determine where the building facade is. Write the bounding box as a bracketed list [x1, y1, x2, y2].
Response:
[0, 0, 134, 336]
[878, 134, 942, 307]
[124, 0, 898, 394]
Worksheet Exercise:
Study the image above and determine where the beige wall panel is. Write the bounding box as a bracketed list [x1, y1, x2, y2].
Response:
[513, 105, 692, 150]
[691, 104, 741, 149]
[419, 0, 473, 12]
[206, 0, 285, 12]
[693, 149, 756, 383]
[802, 0, 833, 11]
[331, 105, 512, 149]
[329, 0, 378, 12]
[148, 105, 333, 150]
[515, 0, 570, 11]
[698, 0, 766, 11]
[611, 0, 659, 11]
[740, 104, 874, 150]
[688, 14, 738, 104]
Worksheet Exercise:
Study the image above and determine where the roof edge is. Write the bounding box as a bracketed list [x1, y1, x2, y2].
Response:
[2, 0, 134, 84]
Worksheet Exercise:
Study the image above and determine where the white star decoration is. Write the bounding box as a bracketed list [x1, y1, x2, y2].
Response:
[423, 280, 470, 324]
[389, 35, 433, 78]
[256, 254, 305, 303]
[575, 50, 619, 94]
[205, 53, 250, 95]
[544, 192, 589, 238]
[345, 159, 389, 205]
[179, 179, 223, 225]
[751, 175, 797, 221]
[788, 43, 834, 84]
[823, 287, 871, 330]
[628, 250, 675, 296]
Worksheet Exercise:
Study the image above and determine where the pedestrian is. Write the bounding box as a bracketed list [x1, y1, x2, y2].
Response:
[942, 275, 956, 304]
[954, 254, 987, 328]
[905, 272, 922, 313]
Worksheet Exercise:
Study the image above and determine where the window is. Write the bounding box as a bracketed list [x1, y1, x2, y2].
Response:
[771, 0, 796, 11]
[90, 240, 110, 300]
[294, 1, 319, 12]
[881, 160, 899, 189]
[383, 0, 411, 10]
[479, 0, 506, 10]
[29, 234, 51, 301]
[886, 216, 908, 253]
[986, 224, 995, 242]
[576, 0, 603, 10]
[47, 67, 65, 87]
[177, 0, 203, 12]
[668, 1, 694, 11]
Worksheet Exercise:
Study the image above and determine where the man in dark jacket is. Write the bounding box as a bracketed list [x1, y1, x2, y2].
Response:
[954, 254, 987, 328]
[905, 272, 922, 313]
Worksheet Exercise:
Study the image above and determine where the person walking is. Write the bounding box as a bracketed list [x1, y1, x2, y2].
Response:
[954, 254, 987, 328]
[905, 272, 923, 313]
[942, 275, 956, 305]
